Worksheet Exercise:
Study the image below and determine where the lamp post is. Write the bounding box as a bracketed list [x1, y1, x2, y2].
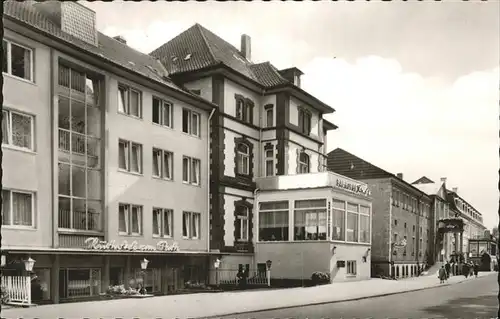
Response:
[265, 260, 272, 287]
[24, 257, 35, 305]
[214, 258, 221, 288]
[140, 258, 149, 295]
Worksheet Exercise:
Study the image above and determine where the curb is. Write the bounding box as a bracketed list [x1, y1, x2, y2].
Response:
[201, 276, 485, 318]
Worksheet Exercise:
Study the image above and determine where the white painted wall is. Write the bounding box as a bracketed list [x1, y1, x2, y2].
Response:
[183, 77, 213, 102]
[261, 94, 276, 127]
[224, 79, 261, 124]
[289, 96, 320, 138]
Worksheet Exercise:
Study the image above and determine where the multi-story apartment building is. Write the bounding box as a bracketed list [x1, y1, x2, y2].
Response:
[327, 148, 433, 278]
[2, 1, 217, 304]
[150, 24, 373, 283]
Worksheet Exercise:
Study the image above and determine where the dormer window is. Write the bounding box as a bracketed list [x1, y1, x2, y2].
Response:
[298, 108, 311, 135]
[294, 74, 301, 87]
[298, 151, 310, 174]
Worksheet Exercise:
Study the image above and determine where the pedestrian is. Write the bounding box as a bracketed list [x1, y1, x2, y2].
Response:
[444, 261, 451, 280]
[438, 266, 446, 284]
[469, 262, 474, 278]
[463, 263, 469, 278]
[473, 263, 479, 278]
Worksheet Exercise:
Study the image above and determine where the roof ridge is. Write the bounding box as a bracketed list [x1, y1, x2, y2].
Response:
[194, 23, 218, 65]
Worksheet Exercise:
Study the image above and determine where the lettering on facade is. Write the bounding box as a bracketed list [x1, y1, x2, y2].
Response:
[84, 237, 180, 252]
[335, 179, 371, 196]
[393, 238, 407, 248]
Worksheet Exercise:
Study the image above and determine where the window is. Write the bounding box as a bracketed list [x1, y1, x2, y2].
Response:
[182, 108, 200, 137]
[346, 203, 359, 242]
[2, 109, 34, 150]
[409, 198, 413, 212]
[118, 140, 142, 174]
[359, 205, 370, 243]
[182, 212, 201, 239]
[152, 208, 173, 238]
[236, 143, 250, 175]
[152, 97, 172, 128]
[3, 39, 33, 81]
[235, 95, 253, 124]
[118, 85, 142, 118]
[394, 219, 398, 226]
[265, 105, 273, 127]
[298, 109, 311, 135]
[259, 201, 289, 241]
[331, 200, 345, 241]
[412, 225, 416, 233]
[182, 156, 200, 185]
[419, 238, 423, 253]
[235, 205, 249, 241]
[1, 189, 34, 227]
[118, 204, 142, 235]
[152, 148, 173, 180]
[298, 151, 310, 174]
[59, 268, 101, 298]
[294, 199, 327, 241]
[265, 148, 274, 177]
[346, 260, 357, 276]
[404, 222, 407, 229]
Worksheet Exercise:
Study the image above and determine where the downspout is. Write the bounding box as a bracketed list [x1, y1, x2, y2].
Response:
[253, 188, 260, 268]
[207, 107, 216, 253]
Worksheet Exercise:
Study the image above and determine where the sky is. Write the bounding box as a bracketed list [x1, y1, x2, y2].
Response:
[84, 1, 499, 229]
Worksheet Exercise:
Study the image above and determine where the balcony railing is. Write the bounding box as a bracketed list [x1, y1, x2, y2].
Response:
[58, 65, 98, 106]
[58, 129, 99, 159]
[58, 208, 102, 232]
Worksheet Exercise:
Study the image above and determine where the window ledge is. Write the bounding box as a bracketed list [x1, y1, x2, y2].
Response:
[152, 122, 174, 130]
[117, 111, 144, 121]
[58, 229, 104, 236]
[180, 131, 202, 139]
[3, 72, 36, 85]
[346, 275, 357, 278]
[2, 225, 37, 231]
[152, 176, 174, 182]
[119, 234, 143, 237]
[182, 181, 202, 188]
[118, 169, 144, 177]
[2, 144, 36, 155]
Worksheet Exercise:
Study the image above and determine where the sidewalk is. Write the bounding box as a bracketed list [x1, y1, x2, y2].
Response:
[1, 272, 495, 319]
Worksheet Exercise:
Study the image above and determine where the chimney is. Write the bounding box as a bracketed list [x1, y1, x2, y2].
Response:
[34, 1, 98, 46]
[396, 173, 403, 180]
[440, 177, 447, 183]
[241, 34, 251, 61]
[113, 35, 127, 45]
[452, 187, 458, 193]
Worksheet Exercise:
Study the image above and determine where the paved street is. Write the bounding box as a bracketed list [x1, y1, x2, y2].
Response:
[216, 275, 498, 319]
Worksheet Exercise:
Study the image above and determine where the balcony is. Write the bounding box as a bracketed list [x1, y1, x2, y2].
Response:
[58, 208, 102, 232]
[58, 65, 99, 107]
[58, 129, 100, 167]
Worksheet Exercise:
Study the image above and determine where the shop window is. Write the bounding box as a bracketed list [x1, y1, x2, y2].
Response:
[183, 265, 204, 286]
[331, 200, 345, 241]
[346, 203, 359, 242]
[258, 201, 289, 241]
[346, 260, 357, 275]
[59, 268, 101, 299]
[134, 268, 161, 293]
[294, 199, 327, 241]
[109, 267, 123, 286]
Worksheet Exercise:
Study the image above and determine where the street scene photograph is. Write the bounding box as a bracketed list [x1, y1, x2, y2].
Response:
[1, 0, 499, 318]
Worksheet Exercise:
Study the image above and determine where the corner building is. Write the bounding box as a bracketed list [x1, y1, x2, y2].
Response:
[327, 148, 433, 278]
[151, 24, 372, 282]
[2, 1, 217, 304]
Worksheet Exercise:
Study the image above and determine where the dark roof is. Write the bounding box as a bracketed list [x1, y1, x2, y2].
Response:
[327, 148, 430, 197]
[249, 62, 289, 87]
[323, 118, 338, 131]
[3, 1, 204, 102]
[412, 176, 435, 184]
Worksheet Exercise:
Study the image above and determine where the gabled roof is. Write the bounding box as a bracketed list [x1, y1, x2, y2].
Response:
[412, 176, 435, 184]
[3, 1, 207, 104]
[327, 148, 430, 197]
[327, 148, 393, 180]
[249, 62, 289, 87]
[413, 183, 442, 197]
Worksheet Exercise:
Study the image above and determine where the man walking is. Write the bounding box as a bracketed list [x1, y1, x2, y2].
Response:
[445, 261, 451, 280]
[473, 262, 479, 278]
[438, 266, 447, 284]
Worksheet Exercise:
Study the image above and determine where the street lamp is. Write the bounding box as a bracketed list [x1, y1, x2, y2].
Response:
[24, 257, 35, 305]
[214, 258, 221, 288]
[265, 260, 272, 287]
[139, 258, 149, 294]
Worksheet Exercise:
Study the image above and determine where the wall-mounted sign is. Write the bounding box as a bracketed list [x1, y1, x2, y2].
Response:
[335, 179, 371, 196]
[84, 237, 179, 252]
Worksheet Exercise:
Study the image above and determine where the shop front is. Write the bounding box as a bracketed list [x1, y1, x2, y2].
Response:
[2, 238, 215, 304]
[254, 172, 372, 286]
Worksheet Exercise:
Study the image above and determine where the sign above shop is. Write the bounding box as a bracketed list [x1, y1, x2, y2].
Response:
[84, 237, 179, 252]
[335, 178, 371, 196]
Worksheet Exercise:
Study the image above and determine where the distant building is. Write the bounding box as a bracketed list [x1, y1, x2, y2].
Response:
[327, 148, 432, 278]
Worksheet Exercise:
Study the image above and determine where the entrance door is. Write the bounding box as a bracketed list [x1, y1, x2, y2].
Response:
[166, 267, 181, 293]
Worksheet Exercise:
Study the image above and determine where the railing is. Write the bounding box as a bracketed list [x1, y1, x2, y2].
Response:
[67, 280, 92, 298]
[58, 129, 99, 159]
[212, 269, 268, 286]
[58, 66, 98, 106]
[58, 209, 102, 231]
[1, 276, 31, 305]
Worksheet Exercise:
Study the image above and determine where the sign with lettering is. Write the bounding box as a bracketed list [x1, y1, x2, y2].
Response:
[335, 179, 371, 196]
[84, 237, 179, 252]
[393, 238, 407, 248]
